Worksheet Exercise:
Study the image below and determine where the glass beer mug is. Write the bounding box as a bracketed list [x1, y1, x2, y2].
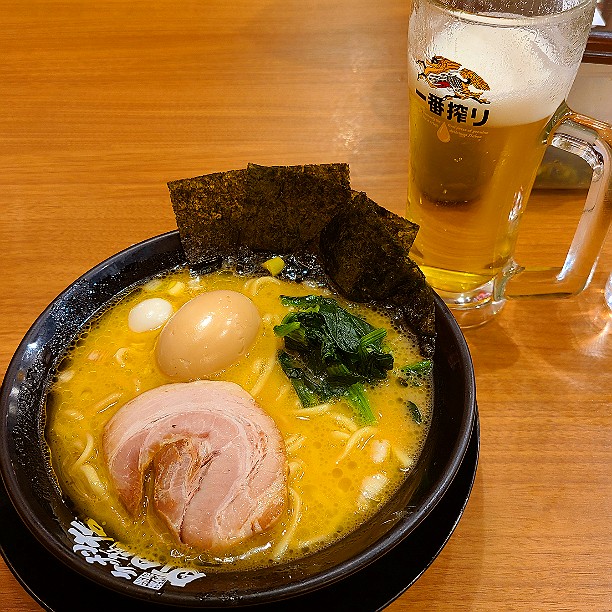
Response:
[406, 0, 612, 327]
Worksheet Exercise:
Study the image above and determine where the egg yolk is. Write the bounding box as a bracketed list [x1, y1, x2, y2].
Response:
[155, 290, 262, 380]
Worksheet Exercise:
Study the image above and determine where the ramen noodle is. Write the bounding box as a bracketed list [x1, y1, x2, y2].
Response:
[45, 267, 433, 571]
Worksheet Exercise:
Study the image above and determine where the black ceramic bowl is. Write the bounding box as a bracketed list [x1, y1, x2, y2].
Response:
[0, 231, 476, 607]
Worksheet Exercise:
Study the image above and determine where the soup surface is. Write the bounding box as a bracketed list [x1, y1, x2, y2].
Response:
[45, 267, 432, 571]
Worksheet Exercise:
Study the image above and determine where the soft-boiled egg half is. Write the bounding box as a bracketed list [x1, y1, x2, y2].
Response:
[155, 290, 262, 380]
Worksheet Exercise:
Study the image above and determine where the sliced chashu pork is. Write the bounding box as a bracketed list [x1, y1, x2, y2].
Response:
[102, 380, 287, 551]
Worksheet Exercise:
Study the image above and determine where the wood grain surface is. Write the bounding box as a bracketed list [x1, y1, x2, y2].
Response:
[1, 1, 610, 610]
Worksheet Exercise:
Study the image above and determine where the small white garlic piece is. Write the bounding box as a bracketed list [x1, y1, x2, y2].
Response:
[128, 298, 173, 333]
[371, 439, 390, 464]
[361, 474, 388, 501]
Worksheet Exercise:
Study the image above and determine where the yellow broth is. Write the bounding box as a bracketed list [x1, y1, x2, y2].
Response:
[45, 268, 432, 570]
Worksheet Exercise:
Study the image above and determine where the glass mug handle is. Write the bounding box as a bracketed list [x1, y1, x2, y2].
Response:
[497, 102, 612, 301]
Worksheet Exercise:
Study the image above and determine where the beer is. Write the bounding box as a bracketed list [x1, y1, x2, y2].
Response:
[407, 91, 550, 293]
[406, 1, 590, 300]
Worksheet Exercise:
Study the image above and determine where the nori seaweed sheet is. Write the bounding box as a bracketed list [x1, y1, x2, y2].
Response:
[167, 163, 350, 262]
[167, 163, 435, 357]
[283, 162, 351, 188]
[167, 169, 247, 265]
[243, 163, 352, 253]
[319, 191, 435, 357]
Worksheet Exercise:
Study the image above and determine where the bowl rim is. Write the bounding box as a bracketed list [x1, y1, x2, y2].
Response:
[0, 230, 477, 606]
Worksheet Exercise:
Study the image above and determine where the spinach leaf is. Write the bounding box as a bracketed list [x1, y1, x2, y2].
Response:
[407, 401, 423, 425]
[399, 359, 432, 387]
[398, 360, 432, 424]
[274, 295, 394, 425]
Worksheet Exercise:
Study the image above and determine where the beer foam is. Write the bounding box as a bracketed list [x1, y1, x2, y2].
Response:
[408, 15, 583, 127]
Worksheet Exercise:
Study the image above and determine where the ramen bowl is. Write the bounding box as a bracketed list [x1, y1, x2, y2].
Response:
[0, 231, 476, 607]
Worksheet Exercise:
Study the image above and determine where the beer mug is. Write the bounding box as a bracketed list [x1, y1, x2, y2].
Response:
[406, 0, 612, 328]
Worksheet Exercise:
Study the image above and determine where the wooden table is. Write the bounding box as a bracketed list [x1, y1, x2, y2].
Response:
[1, 2, 610, 610]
